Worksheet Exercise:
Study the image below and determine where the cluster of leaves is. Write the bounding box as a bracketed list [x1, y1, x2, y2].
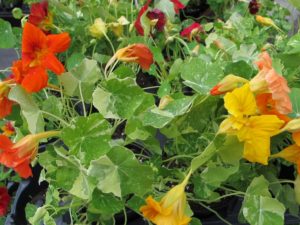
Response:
[1, 0, 300, 224]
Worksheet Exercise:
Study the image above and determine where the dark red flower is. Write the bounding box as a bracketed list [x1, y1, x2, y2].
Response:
[134, 0, 152, 35]
[170, 0, 185, 14]
[180, 22, 202, 41]
[28, 0, 53, 32]
[249, 0, 260, 15]
[146, 9, 166, 32]
[0, 187, 10, 216]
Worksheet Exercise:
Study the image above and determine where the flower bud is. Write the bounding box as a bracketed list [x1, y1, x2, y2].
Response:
[210, 74, 248, 95]
[282, 119, 300, 133]
[89, 18, 107, 39]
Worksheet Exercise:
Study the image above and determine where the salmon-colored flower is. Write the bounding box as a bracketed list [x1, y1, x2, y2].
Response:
[1, 122, 15, 137]
[28, 0, 53, 32]
[11, 59, 48, 93]
[180, 22, 202, 41]
[134, 0, 152, 36]
[170, 0, 185, 14]
[22, 22, 71, 75]
[0, 80, 14, 119]
[108, 44, 153, 71]
[210, 74, 248, 95]
[0, 131, 60, 178]
[219, 84, 284, 165]
[250, 52, 292, 115]
[256, 93, 291, 123]
[0, 187, 10, 216]
[140, 172, 191, 225]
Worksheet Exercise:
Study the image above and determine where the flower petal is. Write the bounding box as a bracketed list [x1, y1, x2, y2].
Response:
[21, 67, 48, 93]
[42, 53, 65, 74]
[22, 22, 47, 66]
[224, 84, 257, 117]
[47, 32, 71, 53]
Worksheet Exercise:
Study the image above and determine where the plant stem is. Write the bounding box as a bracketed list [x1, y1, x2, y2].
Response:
[41, 110, 69, 127]
[78, 81, 87, 117]
[196, 201, 232, 225]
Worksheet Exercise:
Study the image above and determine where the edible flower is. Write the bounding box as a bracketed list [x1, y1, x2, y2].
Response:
[140, 171, 192, 225]
[22, 22, 71, 75]
[0, 130, 60, 178]
[107, 44, 154, 71]
[210, 74, 248, 96]
[250, 52, 292, 115]
[219, 84, 284, 165]
[180, 22, 202, 41]
[28, 0, 53, 32]
[0, 187, 10, 216]
[89, 18, 107, 39]
[272, 132, 300, 173]
[170, 0, 185, 14]
[0, 79, 14, 119]
[1, 122, 15, 137]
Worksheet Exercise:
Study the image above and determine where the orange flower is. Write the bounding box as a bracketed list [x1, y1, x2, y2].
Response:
[11, 59, 48, 93]
[1, 122, 15, 137]
[108, 44, 153, 71]
[22, 22, 71, 75]
[0, 80, 14, 119]
[28, 0, 53, 32]
[256, 93, 291, 123]
[0, 131, 60, 178]
[273, 132, 300, 174]
[250, 52, 292, 115]
[140, 172, 191, 225]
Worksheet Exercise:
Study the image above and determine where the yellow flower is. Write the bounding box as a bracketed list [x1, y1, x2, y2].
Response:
[89, 18, 107, 39]
[108, 16, 129, 37]
[140, 172, 191, 225]
[219, 84, 284, 164]
[224, 83, 257, 117]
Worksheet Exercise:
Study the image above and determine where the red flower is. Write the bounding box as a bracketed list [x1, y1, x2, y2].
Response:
[22, 22, 71, 74]
[170, 0, 185, 14]
[134, 0, 152, 35]
[0, 79, 14, 119]
[18, 22, 71, 92]
[0, 187, 10, 216]
[180, 22, 202, 41]
[1, 122, 15, 137]
[28, 0, 53, 32]
[0, 131, 60, 179]
[12, 60, 48, 93]
[106, 44, 154, 72]
[249, 0, 260, 15]
[146, 9, 166, 32]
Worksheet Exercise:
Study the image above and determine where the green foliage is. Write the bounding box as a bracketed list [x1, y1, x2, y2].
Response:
[241, 176, 286, 225]
[181, 58, 224, 95]
[88, 146, 154, 197]
[8, 86, 45, 133]
[93, 78, 154, 119]
[61, 113, 112, 165]
[0, 19, 16, 48]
